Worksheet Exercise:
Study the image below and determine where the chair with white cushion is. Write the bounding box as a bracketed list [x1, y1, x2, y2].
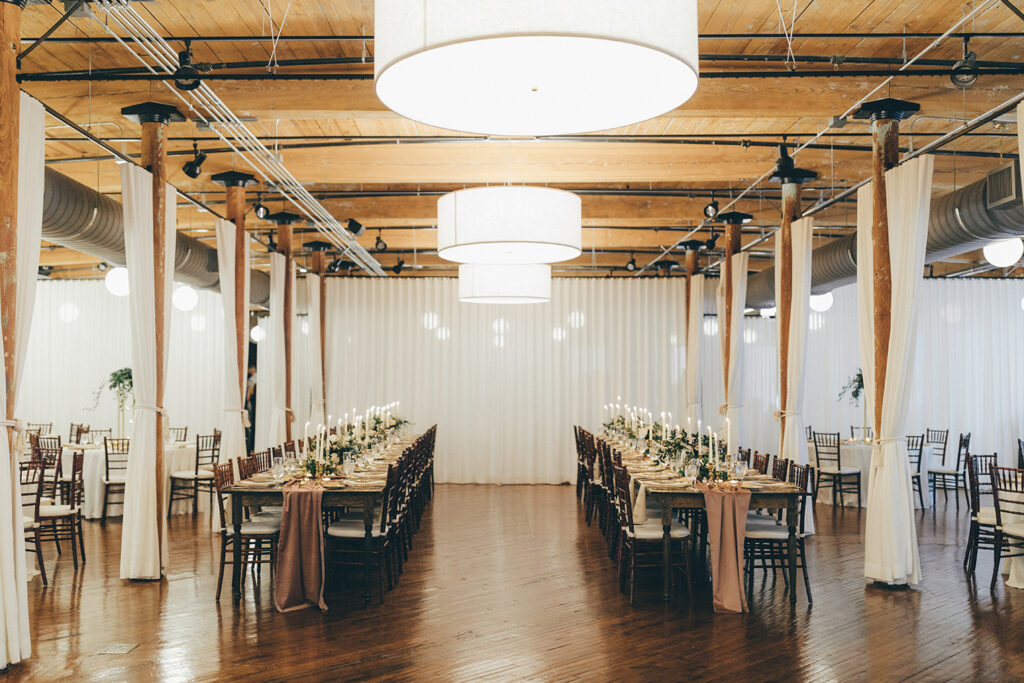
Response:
[21, 460, 46, 586]
[168, 426, 188, 442]
[33, 435, 62, 503]
[906, 434, 926, 510]
[38, 450, 86, 570]
[745, 462, 813, 604]
[813, 431, 861, 508]
[168, 433, 219, 517]
[990, 465, 1024, 591]
[101, 437, 129, 525]
[929, 432, 970, 510]
[212, 461, 279, 601]
[964, 453, 998, 575]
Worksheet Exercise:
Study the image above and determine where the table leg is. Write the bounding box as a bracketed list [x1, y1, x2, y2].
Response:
[364, 496, 374, 605]
[231, 493, 243, 604]
[787, 497, 798, 605]
[661, 501, 672, 602]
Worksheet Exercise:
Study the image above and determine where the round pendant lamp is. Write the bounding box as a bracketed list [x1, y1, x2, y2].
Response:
[438, 186, 581, 264]
[374, 0, 699, 136]
[983, 237, 1023, 267]
[458, 264, 551, 304]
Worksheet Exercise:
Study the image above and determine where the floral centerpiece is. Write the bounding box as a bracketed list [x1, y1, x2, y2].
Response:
[302, 412, 409, 478]
[602, 413, 728, 482]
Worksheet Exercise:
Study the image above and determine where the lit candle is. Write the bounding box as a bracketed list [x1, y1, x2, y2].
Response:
[304, 421, 310, 440]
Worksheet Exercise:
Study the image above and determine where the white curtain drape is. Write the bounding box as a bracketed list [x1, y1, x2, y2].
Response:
[775, 218, 813, 472]
[256, 253, 287, 449]
[305, 275, 326, 429]
[685, 275, 704, 428]
[860, 156, 933, 586]
[215, 218, 248, 527]
[119, 164, 176, 579]
[716, 253, 749, 452]
[0, 92, 44, 669]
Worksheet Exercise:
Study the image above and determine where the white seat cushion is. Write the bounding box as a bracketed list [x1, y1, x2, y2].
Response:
[1001, 521, 1024, 539]
[746, 514, 783, 528]
[819, 466, 860, 475]
[39, 497, 53, 507]
[975, 506, 996, 525]
[930, 466, 960, 475]
[239, 520, 281, 535]
[627, 521, 690, 540]
[745, 526, 804, 540]
[198, 464, 214, 471]
[326, 518, 387, 538]
[39, 504, 80, 518]
[170, 470, 214, 480]
[23, 516, 36, 530]
[253, 508, 283, 517]
[103, 475, 126, 484]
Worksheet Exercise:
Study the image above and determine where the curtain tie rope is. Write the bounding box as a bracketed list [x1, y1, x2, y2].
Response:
[226, 407, 250, 428]
[1, 418, 26, 454]
[135, 404, 166, 415]
[772, 410, 800, 422]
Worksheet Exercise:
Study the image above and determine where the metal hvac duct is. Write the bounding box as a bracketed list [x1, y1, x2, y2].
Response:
[744, 161, 1024, 309]
[42, 167, 271, 305]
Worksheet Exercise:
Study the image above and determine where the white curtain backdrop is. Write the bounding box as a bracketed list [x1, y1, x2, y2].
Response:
[119, 164, 176, 579]
[256, 253, 287, 449]
[685, 275, 704, 428]
[215, 218, 248, 527]
[775, 218, 814, 479]
[860, 156, 933, 586]
[716, 253, 749, 451]
[0, 92, 44, 669]
[305, 275, 326, 429]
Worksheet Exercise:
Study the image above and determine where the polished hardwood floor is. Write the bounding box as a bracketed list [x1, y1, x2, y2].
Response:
[11, 485, 1024, 681]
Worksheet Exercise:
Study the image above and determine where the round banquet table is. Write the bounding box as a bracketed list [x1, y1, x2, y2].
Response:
[806, 440, 936, 509]
[59, 441, 205, 519]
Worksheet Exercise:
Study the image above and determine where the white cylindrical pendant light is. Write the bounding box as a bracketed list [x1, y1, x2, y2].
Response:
[438, 186, 581, 264]
[458, 264, 551, 304]
[374, 0, 699, 136]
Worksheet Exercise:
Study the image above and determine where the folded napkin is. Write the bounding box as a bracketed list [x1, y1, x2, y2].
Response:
[696, 482, 752, 613]
[274, 481, 328, 613]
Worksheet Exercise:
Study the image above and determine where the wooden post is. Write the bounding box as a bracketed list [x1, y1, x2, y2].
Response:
[718, 212, 750, 404]
[770, 146, 817, 457]
[122, 102, 183, 575]
[0, 0, 24, 440]
[684, 249, 698, 341]
[211, 171, 257, 406]
[270, 212, 301, 441]
[852, 98, 919, 432]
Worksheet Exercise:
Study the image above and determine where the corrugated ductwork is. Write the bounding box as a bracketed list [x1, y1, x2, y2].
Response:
[744, 161, 1024, 309]
[42, 167, 271, 305]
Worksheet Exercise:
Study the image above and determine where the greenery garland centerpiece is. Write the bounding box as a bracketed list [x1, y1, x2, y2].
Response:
[303, 413, 409, 479]
[602, 414, 728, 483]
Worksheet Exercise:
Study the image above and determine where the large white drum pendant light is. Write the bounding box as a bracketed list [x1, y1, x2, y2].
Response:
[438, 186, 581, 264]
[374, 0, 700, 136]
[459, 264, 551, 304]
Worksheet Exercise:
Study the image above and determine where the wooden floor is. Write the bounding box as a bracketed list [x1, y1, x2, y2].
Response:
[11, 485, 1024, 681]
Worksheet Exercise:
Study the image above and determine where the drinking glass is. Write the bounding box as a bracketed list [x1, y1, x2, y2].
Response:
[684, 460, 699, 481]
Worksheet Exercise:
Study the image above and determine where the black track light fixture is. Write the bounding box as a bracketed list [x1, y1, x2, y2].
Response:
[374, 229, 387, 252]
[173, 40, 202, 91]
[253, 192, 270, 220]
[951, 36, 978, 88]
[182, 141, 206, 179]
[392, 259, 405, 275]
[346, 218, 365, 238]
[625, 253, 637, 271]
[703, 192, 719, 219]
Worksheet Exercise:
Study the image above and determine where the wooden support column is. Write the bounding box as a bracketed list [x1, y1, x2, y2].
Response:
[684, 249, 698, 340]
[269, 212, 301, 441]
[717, 213, 750, 393]
[122, 101, 184, 574]
[0, 0, 24, 442]
[211, 171, 257, 406]
[770, 146, 817, 456]
[853, 98, 920, 432]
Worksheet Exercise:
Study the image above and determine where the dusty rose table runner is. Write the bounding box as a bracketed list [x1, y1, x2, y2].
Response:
[696, 482, 752, 613]
[274, 481, 328, 613]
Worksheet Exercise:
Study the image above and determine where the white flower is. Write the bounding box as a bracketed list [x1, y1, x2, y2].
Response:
[328, 434, 339, 443]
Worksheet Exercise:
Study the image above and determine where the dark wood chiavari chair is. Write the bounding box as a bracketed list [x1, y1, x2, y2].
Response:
[737, 447, 752, 467]
[906, 434, 926, 510]
[752, 452, 770, 475]
[252, 449, 272, 472]
[37, 450, 86, 570]
[168, 433, 219, 517]
[989, 465, 1024, 591]
[88, 428, 112, 443]
[68, 423, 88, 444]
[805, 425, 812, 441]
[772, 456, 790, 482]
[745, 462, 813, 604]
[929, 432, 970, 510]
[813, 431, 861, 508]
[574, 426, 587, 500]
[27, 422, 52, 437]
[926, 428, 949, 463]
[611, 463, 692, 605]
[284, 440, 298, 459]
[211, 461, 280, 601]
[1017, 438, 1023, 469]
[850, 426, 873, 441]
[101, 437, 129, 525]
[169, 427, 188, 442]
[963, 453, 999, 575]
[21, 460, 46, 585]
[33, 436, 62, 504]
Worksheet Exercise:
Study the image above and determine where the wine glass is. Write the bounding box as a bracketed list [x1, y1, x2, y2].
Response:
[684, 460, 699, 482]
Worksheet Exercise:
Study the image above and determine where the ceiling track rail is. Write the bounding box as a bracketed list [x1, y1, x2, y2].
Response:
[89, 0, 385, 276]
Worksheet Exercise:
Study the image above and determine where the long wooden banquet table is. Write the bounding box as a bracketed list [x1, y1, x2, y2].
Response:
[614, 444, 805, 605]
[223, 433, 421, 606]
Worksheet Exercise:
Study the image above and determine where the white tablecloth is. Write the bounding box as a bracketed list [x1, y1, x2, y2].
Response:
[59, 441, 203, 519]
[806, 440, 936, 509]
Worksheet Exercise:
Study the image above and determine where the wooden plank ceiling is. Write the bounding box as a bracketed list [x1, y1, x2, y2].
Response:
[18, 0, 1024, 281]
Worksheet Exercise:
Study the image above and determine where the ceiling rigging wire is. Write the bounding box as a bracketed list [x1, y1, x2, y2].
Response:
[90, 0, 385, 276]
